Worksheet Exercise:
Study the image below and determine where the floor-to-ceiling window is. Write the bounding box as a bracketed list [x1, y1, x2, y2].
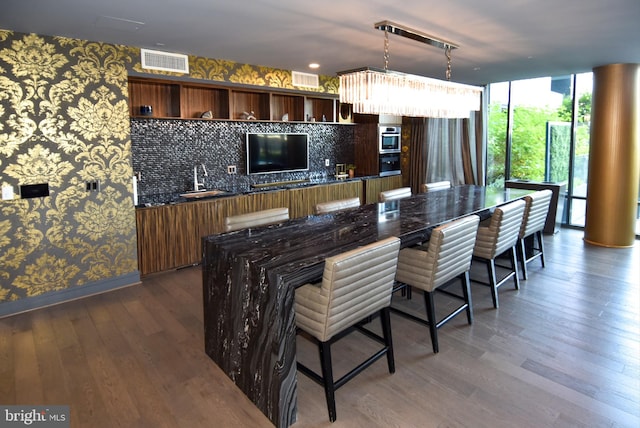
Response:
[486, 72, 640, 237]
[567, 73, 593, 227]
[486, 82, 508, 188]
[487, 74, 593, 229]
[510, 76, 571, 182]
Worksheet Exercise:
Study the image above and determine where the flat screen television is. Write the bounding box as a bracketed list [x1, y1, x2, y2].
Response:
[246, 132, 309, 175]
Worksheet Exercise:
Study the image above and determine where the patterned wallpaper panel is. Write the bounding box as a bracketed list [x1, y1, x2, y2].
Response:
[0, 27, 342, 308]
[0, 30, 137, 302]
[130, 53, 340, 95]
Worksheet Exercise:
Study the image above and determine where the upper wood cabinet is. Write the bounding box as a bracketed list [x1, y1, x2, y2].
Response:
[232, 89, 271, 120]
[306, 97, 335, 122]
[128, 78, 181, 118]
[271, 93, 304, 121]
[128, 76, 342, 122]
[180, 84, 230, 119]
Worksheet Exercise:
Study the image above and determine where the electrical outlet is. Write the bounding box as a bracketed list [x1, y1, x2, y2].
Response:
[227, 165, 236, 174]
[2, 185, 14, 200]
[85, 180, 101, 192]
[325, 159, 330, 167]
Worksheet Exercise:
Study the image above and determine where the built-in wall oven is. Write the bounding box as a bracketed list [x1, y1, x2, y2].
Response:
[379, 125, 402, 153]
[379, 152, 401, 177]
[378, 124, 401, 176]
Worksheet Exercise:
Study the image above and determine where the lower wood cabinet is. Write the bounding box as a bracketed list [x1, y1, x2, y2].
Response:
[288, 180, 362, 218]
[363, 175, 403, 204]
[135, 182, 364, 276]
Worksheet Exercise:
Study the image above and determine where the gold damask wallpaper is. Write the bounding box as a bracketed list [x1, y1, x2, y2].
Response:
[0, 27, 338, 310]
[0, 30, 138, 304]
[130, 51, 339, 94]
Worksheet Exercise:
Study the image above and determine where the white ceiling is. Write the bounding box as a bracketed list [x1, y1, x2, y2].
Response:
[2, 0, 639, 86]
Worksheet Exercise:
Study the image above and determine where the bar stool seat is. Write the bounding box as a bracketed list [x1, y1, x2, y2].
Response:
[392, 215, 480, 353]
[295, 236, 400, 422]
[518, 189, 553, 279]
[224, 207, 289, 232]
[314, 197, 360, 215]
[420, 181, 451, 192]
[379, 187, 412, 202]
[471, 199, 526, 308]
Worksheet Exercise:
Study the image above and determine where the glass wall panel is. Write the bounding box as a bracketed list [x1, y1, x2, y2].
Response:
[486, 73, 598, 231]
[487, 82, 509, 188]
[568, 72, 593, 227]
[510, 76, 572, 182]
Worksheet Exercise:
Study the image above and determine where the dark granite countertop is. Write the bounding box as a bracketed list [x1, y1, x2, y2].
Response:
[203, 185, 533, 283]
[135, 175, 374, 208]
[201, 185, 534, 428]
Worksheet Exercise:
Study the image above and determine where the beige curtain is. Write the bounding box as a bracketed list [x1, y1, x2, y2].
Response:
[406, 94, 485, 193]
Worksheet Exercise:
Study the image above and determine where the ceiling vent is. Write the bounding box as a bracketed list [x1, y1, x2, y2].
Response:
[292, 71, 319, 89]
[141, 49, 189, 74]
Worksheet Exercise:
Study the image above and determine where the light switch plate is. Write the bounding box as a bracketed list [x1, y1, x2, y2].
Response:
[2, 185, 14, 200]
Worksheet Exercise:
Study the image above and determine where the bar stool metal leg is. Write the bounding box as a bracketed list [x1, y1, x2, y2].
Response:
[318, 342, 336, 422]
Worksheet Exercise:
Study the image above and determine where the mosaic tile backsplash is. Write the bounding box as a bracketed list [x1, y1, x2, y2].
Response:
[130, 119, 356, 205]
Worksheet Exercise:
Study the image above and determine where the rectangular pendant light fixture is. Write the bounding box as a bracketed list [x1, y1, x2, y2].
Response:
[338, 21, 482, 118]
[374, 20, 459, 51]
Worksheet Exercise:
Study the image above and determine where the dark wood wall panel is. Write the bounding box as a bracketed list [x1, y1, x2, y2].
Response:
[354, 114, 380, 176]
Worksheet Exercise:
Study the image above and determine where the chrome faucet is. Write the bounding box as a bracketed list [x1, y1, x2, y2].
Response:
[193, 163, 208, 191]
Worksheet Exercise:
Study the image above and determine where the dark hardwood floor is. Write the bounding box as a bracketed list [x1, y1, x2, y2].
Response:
[1, 228, 638, 427]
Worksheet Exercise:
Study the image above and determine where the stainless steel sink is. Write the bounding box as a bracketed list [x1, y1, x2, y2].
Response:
[179, 189, 227, 199]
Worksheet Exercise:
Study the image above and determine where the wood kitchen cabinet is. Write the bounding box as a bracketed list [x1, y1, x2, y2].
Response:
[231, 89, 271, 120]
[128, 77, 181, 118]
[128, 76, 340, 122]
[363, 175, 403, 204]
[270, 94, 304, 121]
[135, 181, 363, 275]
[180, 84, 229, 119]
[135, 204, 186, 274]
[305, 97, 335, 122]
[288, 180, 363, 218]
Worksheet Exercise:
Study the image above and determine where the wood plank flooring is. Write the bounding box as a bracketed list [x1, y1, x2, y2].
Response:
[1, 228, 638, 427]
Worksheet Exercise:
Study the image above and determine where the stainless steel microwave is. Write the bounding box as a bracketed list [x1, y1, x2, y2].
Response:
[379, 125, 401, 153]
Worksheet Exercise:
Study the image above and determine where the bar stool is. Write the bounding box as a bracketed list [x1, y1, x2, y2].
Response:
[420, 181, 451, 192]
[224, 207, 289, 232]
[518, 189, 553, 279]
[392, 215, 480, 353]
[471, 199, 526, 308]
[314, 197, 360, 215]
[295, 237, 400, 422]
[379, 187, 412, 202]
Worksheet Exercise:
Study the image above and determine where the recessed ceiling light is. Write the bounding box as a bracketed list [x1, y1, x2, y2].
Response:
[309, 63, 320, 69]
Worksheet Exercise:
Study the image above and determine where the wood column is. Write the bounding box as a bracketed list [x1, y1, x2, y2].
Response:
[584, 63, 639, 247]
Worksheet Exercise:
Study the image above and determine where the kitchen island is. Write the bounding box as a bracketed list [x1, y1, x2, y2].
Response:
[202, 185, 532, 427]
